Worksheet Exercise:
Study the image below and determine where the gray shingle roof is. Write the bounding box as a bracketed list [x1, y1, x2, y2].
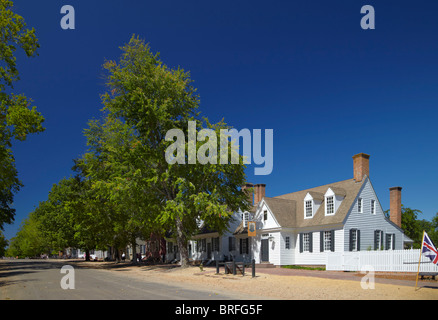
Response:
[263, 178, 366, 229]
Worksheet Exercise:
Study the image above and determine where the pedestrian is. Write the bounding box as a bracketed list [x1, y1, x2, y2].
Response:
[122, 252, 126, 262]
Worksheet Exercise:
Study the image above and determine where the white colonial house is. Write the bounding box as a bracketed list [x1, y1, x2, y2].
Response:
[164, 153, 413, 268]
[229, 153, 413, 266]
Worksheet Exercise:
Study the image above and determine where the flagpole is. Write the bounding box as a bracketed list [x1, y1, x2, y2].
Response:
[415, 230, 425, 290]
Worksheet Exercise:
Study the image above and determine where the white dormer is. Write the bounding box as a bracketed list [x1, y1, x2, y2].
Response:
[241, 211, 252, 227]
[303, 192, 323, 219]
[324, 187, 346, 216]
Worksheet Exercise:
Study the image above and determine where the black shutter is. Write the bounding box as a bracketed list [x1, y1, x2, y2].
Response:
[357, 230, 361, 251]
[349, 229, 354, 251]
[245, 238, 249, 254]
[320, 231, 324, 252]
[392, 234, 396, 250]
[299, 233, 303, 253]
[330, 230, 335, 252]
[374, 230, 378, 250]
[385, 234, 390, 250]
[309, 232, 313, 253]
[239, 238, 242, 254]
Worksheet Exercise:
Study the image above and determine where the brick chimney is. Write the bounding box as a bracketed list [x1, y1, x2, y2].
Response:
[254, 184, 266, 205]
[241, 183, 254, 205]
[353, 153, 370, 182]
[389, 186, 402, 227]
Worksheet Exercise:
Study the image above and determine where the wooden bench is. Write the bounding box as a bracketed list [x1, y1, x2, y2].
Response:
[224, 261, 249, 275]
[419, 272, 438, 280]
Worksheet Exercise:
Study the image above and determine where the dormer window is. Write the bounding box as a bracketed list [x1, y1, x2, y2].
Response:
[305, 200, 313, 218]
[326, 196, 334, 215]
[304, 192, 323, 219]
[324, 187, 345, 216]
[242, 211, 251, 227]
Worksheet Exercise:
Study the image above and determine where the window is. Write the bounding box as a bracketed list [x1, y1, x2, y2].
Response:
[358, 198, 363, 213]
[349, 229, 360, 251]
[386, 233, 395, 250]
[243, 212, 249, 227]
[228, 237, 236, 251]
[303, 233, 310, 252]
[212, 237, 219, 252]
[240, 238, 249, 255]
[326, 196, 334, 215]
[323, 231, 332, 251]
[285, 236, 290, 249]
[374, 230, 384, 250]
[263, 210, 268, 221]
[305, 200, 313, 218]
[300, 233, 313, 253]
[371, 199, 376, 214]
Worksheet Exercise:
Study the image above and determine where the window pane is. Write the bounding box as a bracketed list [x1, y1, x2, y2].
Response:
[305, 201, 312, 217]
[324, 231, 331, 251]
[326, 197, 334, 215]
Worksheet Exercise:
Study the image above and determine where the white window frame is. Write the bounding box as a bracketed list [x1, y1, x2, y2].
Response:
[371, 199, 376, 215]
[325, 196, 334, 216]
[305, 200, 313, 218]
[358, 198, 363, 213]
[387, 233, 394, 250]
[302, 233, 310, 252]
[351, 230, 358, 251]
[323, 231, 332, 251]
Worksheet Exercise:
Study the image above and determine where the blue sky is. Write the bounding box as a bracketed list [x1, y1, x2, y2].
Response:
[4, 0, 438, 240]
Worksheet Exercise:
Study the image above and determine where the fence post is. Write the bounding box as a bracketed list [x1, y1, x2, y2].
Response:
[252, 259, 256, 278]
[216, 259, 219, 274]
[232, 259, 236, 275]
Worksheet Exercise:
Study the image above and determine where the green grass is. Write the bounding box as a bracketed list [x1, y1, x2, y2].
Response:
[281, 265, 326, 271]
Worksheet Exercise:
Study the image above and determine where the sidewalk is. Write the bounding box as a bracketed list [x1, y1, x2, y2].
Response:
[207, 265, 438, 289]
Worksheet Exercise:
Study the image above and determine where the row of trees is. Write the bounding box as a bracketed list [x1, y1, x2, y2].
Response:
[5, 36, 251, 266]
[0, 1, 45, 237]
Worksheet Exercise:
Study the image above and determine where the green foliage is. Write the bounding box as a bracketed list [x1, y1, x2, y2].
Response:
[6, 211, 48, 258]
[281, 265, 326, 271]
[8, 36, 250, 264]
[100, 35, 250, 266]
[0, 0, 44, 229]
[385, 206, 438, 249]
[0, 231, 8, 256]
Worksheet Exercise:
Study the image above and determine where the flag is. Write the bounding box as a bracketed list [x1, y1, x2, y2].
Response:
[421, 231, 438, 266]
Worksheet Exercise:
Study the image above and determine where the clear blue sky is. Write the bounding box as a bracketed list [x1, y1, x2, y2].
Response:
[4, 0, 438, 240]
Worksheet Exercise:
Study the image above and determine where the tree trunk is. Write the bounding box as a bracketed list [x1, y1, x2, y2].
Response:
[85, 249, 90, 261]
[176, 215, 189, 268]
[131, 237, 138, 265]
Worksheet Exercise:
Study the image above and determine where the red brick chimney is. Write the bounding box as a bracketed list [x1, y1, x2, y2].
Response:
[389, 186, 402, 227]
[241, 183, 254, 205]
[353, 153, 370, 182]
[254, 184, 266, 205]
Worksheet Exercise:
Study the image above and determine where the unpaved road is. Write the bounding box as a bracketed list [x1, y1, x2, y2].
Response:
[0, 260, 263, 300]
[1, 259, 437, 300]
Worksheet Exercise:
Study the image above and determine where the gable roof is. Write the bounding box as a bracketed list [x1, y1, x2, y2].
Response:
[262, 178, 366, 229]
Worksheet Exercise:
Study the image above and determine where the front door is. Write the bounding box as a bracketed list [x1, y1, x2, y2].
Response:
[261, 239, 269, 262]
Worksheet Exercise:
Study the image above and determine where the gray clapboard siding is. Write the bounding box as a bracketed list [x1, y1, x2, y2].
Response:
[343, 178, 404, 251]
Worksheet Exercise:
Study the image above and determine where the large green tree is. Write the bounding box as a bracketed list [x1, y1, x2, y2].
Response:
[0, 0, 45, 229]
[100, 36, 250, 267]
[77, 116, 160, 263]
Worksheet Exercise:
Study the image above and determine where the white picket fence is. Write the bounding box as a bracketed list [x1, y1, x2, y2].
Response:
[326, 249, 438, 272]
